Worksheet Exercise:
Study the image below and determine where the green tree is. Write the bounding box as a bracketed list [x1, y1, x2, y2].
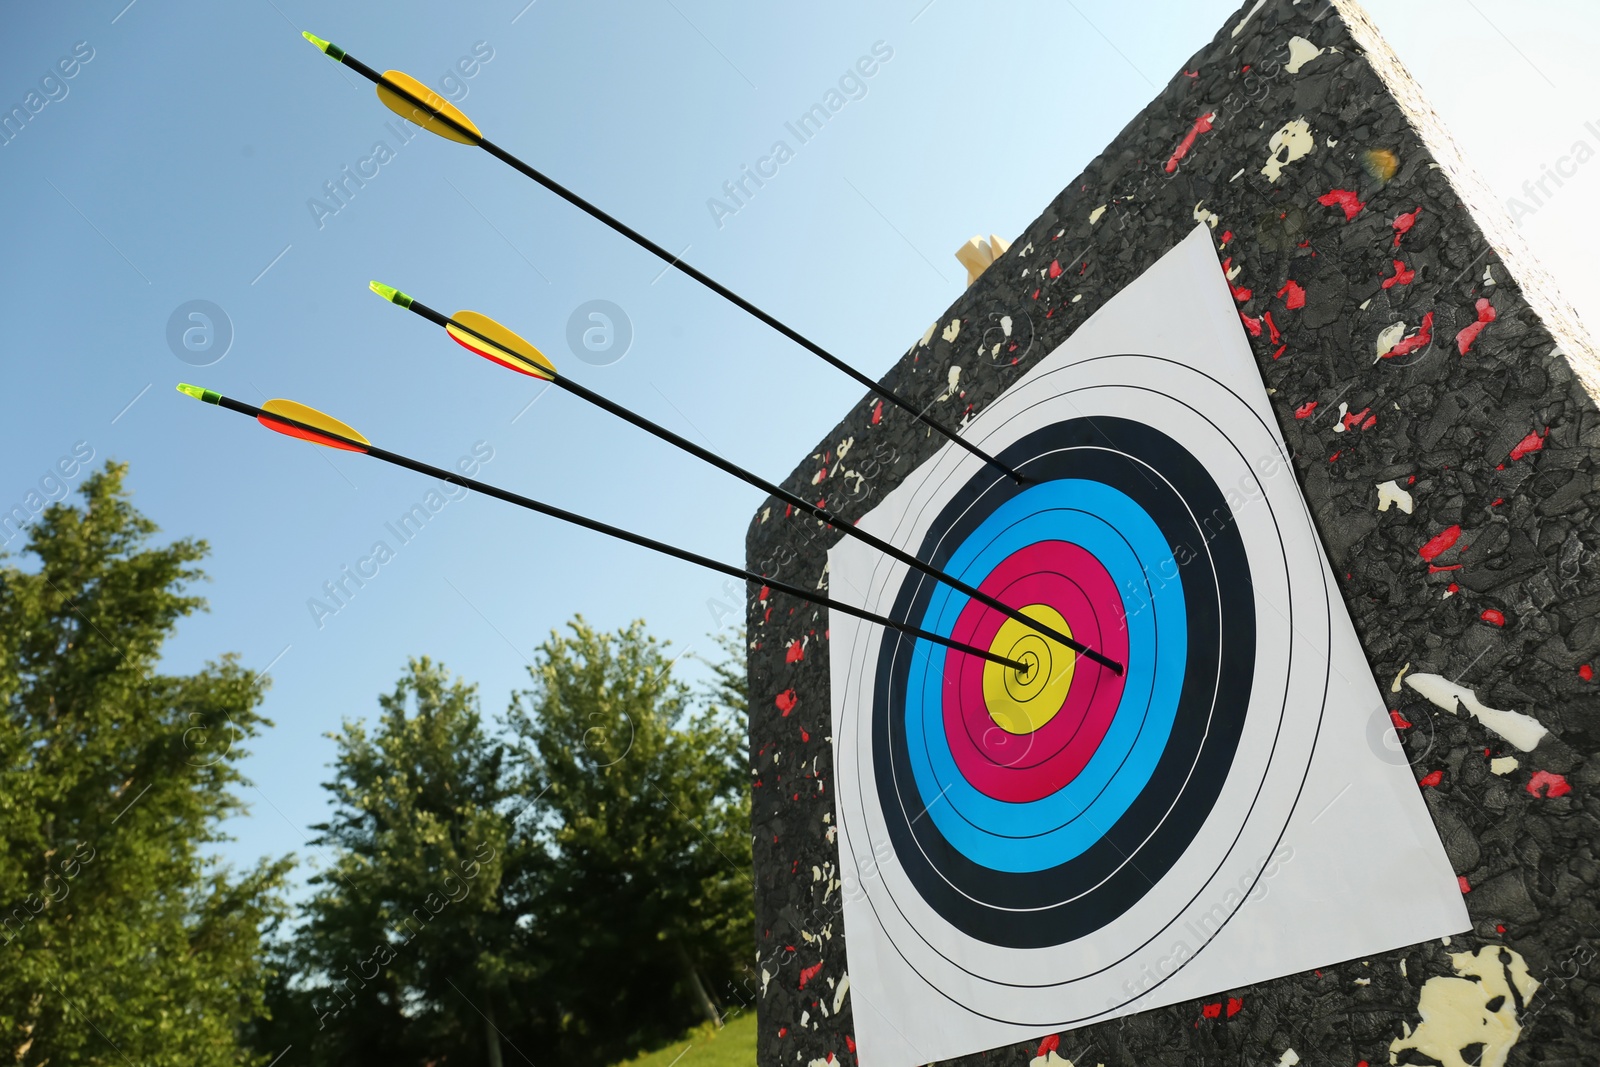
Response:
[291, 658, 533, 1067]
[0, 463, 290, 1066]
[507, 618, 752, 1063]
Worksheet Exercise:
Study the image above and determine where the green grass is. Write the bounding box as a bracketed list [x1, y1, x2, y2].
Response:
[611, 1010, 758, 1067]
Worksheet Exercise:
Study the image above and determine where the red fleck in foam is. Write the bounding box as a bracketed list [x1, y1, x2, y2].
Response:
[1201, 1003, 1222, 1019]
[1240, 312, 1263, 337]
[1295, 401, 1318, 418]
[1031, 288, 1041, 300]
[1580, 664, 1593, 681]
[798, 961, 823, 989]
[1393, 206, 1422, 248]
[870, 400, 882, 425]
[786, 639, 804, 663]
[1528, 771, 1572, 798]
[1459, 876, 1472, 894]
[1382, 311, 1434, 358]
[1165, 111, 1216, 173]
[1341, 406, 1371, 431]
[1221, 229, 1233, 244]
[1408, 475, 1416, 484]
[1227, 997, 1243, 1018]
[1496, 925, 1506, 934]
[1509, 429, 1546, 461]
[1317, 188, 1366, 220]
[799, 726, 810, 743]
[775, 689, 797, 715]
[1491, 497, 1504, 506]
[784, 504, 793, 519]
[1272, 344, 1287, 360]
[778, 1027, 787, 1038]
[1419, 769, 1443, 787]
[1048, 259, 1063, 279]
[1382, 259, 1416, 288]
[1391, 711, 1412, 729]
[1036, 1035, 1060, 1057]
[1456, 298, 1497, 354]
[1361, 414, 1377, 430]
[1429, 563, 1462, 573]
[1481, 609, 1506, 627]
[845, 1036, 856, 1053]
[1447, 582, 1460, 594]
[1264, 311, 1281, 343]
[1329, 450, 1342, 462]
[759, 585, 770, 600]
[1277, 279, 1307, 308]
[1419, 524, 1461, 561]
[1183, 69, 1199, 78]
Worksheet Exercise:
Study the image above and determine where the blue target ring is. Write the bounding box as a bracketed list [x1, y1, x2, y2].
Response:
[902, 481, 1187, 872]
[870, 416, 1255, 948]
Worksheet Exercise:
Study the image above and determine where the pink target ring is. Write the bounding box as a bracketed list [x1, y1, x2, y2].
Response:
[942, 541, 1129, 803]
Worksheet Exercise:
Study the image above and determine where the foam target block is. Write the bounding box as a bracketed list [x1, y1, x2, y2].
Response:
[745, 2, 1600, 1064]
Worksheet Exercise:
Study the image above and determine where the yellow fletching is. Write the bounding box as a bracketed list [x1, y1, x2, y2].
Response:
[447, 311, 557, 381]
[376, 70, 481, 145]
[258, 399, 371, 452]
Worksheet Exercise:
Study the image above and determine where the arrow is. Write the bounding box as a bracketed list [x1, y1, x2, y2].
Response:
[370, 283, 1123, 676]
[300, 31, 1024, 485]
[176, 384, 1032, 674]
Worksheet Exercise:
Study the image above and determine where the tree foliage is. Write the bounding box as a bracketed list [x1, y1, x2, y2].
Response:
[263, 618, 752, 1067]
[0, 464, 289, 1066]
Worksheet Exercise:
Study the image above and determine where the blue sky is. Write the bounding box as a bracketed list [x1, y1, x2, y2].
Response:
[3, 0, 1596, 891]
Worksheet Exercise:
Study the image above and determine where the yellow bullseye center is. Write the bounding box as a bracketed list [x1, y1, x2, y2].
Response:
[982, 604, 1077, 734]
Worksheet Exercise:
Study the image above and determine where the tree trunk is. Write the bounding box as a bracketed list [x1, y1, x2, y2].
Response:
[676, 941, 722, 1027]
[484, 994, 505, 1067]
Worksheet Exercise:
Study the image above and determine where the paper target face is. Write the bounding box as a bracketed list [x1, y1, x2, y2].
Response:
[828, 228, 1466, 1067]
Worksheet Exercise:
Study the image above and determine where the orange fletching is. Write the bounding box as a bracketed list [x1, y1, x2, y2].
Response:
[257, 399, 370, 453]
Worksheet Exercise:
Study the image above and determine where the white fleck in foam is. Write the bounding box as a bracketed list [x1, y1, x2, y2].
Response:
[920, 322, 937, 347]
[1285, 36, 1326, 73]
[1194, 200, 1220, 228]
[1230, 167, 1245, 181]
[833, 972, 850, 1013]
[1391, 946, 1539, 1067]
[1000, 314, 1013, 338]
[1262, 118, 1314, 181]
[937, 366, 962, 401]
[1491, 756, 1520, 775]
[1360, 298, 1373, 310]
[1224, 259, 1243, 281]
[1232, 0, 1267, 36]
[1279, 1050, 1300, 1066]
[836, 436, 853, 459]
[1377, 480, 1415, 514]
[1019, 241, 1033, 256]
[1376, 320, 1408, 359]
[1405, 674, 1549, 752]
[1484, 265, 1497, 286]
[761, 506, 771, 523]
[1402, 958, 1409, 978]
[799, 1009, 810, 1029]
[1392, 663, 1411, 693]
[1326, 136, 1339, 147]
[1332, 400, 1350, 432]
[1029, 1052, 1075, 1067]
[1088, 204, 1108, 225]
[761, 967, 772, 995]
[1072, 294, 1082, 303]
[941, 318, 960, 343]
[1355, 977, 1371, 986]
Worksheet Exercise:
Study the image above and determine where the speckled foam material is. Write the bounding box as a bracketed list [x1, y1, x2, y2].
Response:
[742, 1, 1600, 1063]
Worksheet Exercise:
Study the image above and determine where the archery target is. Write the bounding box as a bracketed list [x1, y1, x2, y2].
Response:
[828, 227, 1467, 1067]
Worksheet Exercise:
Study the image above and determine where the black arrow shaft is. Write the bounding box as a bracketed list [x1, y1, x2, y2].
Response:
[409, 299, 1122, 675]
[212, 395, 1030, 672]
[328, 49, 1023, 485]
